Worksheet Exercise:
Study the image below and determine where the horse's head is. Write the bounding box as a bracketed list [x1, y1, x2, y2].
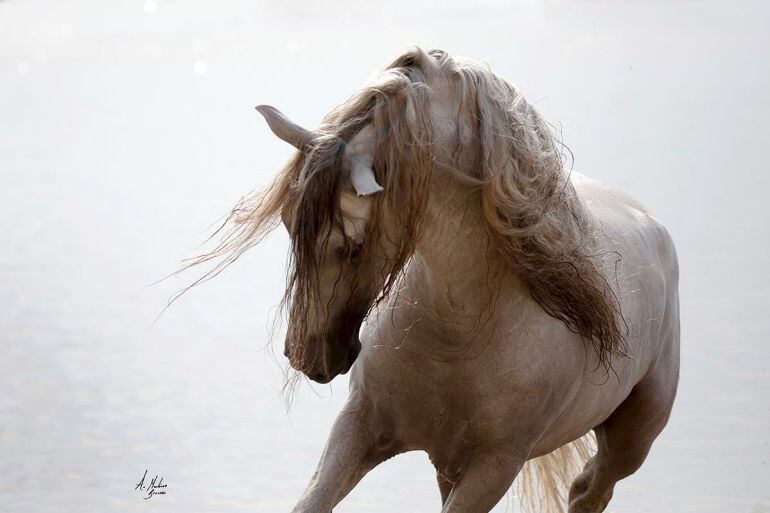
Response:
[256, 106, 404, 383]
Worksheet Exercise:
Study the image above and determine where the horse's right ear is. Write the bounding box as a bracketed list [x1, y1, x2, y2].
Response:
[348, 154, 383, 197]
[345, 126, 383, 197]
[255, 105, 314, 149]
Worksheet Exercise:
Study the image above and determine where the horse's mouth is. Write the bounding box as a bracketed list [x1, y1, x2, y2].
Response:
[306, 328, 363, 384]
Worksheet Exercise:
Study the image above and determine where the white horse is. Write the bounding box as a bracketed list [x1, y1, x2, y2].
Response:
[189, 47, 679, 513]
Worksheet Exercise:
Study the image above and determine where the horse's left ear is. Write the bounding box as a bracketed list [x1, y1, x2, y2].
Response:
[255, 104, 314, 149]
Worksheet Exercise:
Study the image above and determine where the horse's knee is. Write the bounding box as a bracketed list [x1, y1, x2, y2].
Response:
[568, 459, 618, 513]
[568, 457, 596, 499]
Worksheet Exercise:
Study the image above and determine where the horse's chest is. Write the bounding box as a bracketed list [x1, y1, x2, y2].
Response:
[356, 340, 542, 467]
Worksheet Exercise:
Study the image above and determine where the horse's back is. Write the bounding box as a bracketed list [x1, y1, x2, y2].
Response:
[571, 172, 679, 294]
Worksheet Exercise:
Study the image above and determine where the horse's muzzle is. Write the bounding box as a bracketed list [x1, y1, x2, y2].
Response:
[305, 338, 361, 384]
[286, 324, 363, 384]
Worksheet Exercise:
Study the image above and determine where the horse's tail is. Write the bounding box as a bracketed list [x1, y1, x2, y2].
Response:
[514, 432, 596, 513]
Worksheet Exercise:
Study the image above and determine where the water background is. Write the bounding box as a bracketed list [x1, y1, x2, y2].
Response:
[1, 1, 768, 511]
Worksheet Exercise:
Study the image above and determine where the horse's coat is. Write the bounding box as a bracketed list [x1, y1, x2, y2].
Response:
[190, 47, 680, 513]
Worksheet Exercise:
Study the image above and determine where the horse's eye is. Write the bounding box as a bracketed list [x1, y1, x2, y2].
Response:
[333, 243, 362, 264]
[333, 245, 348, 261]
[349, 244, 362, 265]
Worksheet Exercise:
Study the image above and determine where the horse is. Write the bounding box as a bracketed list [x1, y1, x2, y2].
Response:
[186, 47, 680, 513]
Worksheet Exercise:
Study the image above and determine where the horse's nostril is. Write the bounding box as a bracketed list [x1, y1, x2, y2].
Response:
[283, 347, 289, 358]
[308, 371, 331, 384]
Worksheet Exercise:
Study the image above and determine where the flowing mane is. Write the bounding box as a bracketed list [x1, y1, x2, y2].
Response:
[181, 47, 626, 367]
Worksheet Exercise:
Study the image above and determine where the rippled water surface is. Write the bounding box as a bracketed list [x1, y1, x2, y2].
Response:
[1, 1, 769, 512]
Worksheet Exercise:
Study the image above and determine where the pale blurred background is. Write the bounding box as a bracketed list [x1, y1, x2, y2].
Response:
[1, 1, 768, 512]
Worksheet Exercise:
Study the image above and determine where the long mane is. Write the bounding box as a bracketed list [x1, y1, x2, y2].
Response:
[438, 50, 628, 366]
[179, 47, 626, 367]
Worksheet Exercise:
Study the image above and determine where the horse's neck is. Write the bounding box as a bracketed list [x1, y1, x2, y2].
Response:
[407, 179, 526, 336]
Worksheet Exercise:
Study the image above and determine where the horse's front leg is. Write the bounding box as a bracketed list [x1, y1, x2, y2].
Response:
[441, 452, 524, 513]
[291, 396, 389, 513]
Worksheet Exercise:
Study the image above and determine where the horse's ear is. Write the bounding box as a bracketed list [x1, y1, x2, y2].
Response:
[348, 154, 383, 197]
[346, 126, 383, 197]
[255, 105, 314, 149]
